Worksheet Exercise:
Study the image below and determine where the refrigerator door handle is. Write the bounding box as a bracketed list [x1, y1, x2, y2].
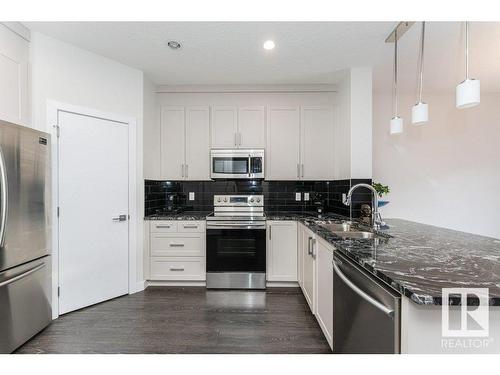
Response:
[0, 146, 8, 248]
[0, 262, 46, 288]
[332, 259, 394, 317]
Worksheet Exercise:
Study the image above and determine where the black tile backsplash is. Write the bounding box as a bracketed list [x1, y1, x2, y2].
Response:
[145, 179, 372, 218]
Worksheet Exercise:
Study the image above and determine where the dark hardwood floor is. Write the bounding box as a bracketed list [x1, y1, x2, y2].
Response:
[16, 287, 332, 354]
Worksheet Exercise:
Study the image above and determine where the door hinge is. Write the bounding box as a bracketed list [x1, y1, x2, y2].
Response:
[57, 206, 60, 217]
[57, 286, 60, 297]
[54, 125, 60, 138]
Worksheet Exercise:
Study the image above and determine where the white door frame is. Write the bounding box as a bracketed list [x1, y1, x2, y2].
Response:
[47, 100, 138, 319]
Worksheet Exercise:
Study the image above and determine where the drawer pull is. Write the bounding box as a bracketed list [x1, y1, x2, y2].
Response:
[183, 225, 198, 229]
[169, 243, 185, 247]
[156, 225, 171, 229]
[169, 267, 185, 271]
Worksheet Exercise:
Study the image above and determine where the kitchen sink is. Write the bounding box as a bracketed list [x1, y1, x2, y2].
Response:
[319, 222, 353, 232]
[331, 231, 375, 239]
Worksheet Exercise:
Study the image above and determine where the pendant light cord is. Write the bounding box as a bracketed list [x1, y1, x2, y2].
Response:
[393, 27, 398, 117]
[465, 21, 469, 79]
[417, 22, 426, 103]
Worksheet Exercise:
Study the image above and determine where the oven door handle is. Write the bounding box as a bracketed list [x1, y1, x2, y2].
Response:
[207, 224, 266, 230]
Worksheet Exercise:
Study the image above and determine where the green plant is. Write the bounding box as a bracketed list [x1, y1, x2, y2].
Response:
[372, 182, 390, 198]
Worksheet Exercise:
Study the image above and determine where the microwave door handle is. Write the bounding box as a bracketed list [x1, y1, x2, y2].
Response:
[248, 155, 252, 177]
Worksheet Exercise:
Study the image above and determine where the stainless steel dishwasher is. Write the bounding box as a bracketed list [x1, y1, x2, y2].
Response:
[332, 251, 401, 354]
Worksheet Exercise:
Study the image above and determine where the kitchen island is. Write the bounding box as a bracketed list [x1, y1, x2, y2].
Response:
[268, 212, 500, 353]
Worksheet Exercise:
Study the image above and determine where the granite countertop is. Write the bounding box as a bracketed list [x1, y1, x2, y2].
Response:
[145, 210, 500, 306]
[269, 212, 500, 306]
[145, 211, 212, 220]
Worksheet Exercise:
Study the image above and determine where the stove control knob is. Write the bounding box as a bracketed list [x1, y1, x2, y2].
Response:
[223, 197, 228, 202]
[250, 197, 255, 203]
[217, 197, 221, 202]
[256, 197, 261, 203]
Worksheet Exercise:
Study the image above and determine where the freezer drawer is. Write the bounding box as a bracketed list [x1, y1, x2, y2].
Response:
[0, 256, 51, 353]
[332, 251, 400, 354]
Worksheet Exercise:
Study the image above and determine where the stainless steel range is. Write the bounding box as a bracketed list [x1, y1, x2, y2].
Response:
[206, 194, 266, 289]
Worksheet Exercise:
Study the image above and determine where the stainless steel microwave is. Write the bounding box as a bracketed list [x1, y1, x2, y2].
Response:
[210, 149, 264, 179]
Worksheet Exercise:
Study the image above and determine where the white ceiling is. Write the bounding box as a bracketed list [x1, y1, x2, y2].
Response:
[25, 22, 500, 92]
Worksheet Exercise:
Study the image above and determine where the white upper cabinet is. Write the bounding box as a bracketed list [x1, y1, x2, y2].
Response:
[266, 107, 301, 180]
[266, 221, 298, 282]
[0, 24, 30, 126]
[160, 106, 210, 181]
[238, 106, 266, 148]
[160, 106, 185, 180]
[185, 106, 210, 180]
[212, 105, 266, 149]
[300, 106, 336, 180]
[211, 106, 238, 148]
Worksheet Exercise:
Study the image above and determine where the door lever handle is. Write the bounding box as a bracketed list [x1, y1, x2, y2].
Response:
[112, 214, 127, 222]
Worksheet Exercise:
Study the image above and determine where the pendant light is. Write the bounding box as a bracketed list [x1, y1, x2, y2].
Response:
[456, 21, 480, 108]
[390, 27, 403, 134]
[412, 22, 428, 124]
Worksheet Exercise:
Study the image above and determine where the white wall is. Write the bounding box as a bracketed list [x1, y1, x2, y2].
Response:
[30, 32, 146, 288]
[336, 68, 373, 180]
[373, 91, 500, 239]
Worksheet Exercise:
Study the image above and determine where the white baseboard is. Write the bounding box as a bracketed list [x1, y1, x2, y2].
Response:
[146, 280, 207, 287]
[130, 280, 146, 294]
[266, 281, 299, 287]
[144, 280, 298, 288]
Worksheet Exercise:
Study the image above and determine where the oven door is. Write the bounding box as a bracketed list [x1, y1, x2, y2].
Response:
[206, 227, 266, 273]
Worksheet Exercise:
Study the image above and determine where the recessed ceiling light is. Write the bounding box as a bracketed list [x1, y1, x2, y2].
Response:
[167, 40, 181, 50]
[263, 40, 275, 50]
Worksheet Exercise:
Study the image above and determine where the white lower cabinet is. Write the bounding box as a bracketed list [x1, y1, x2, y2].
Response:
[148, 220, 206, 281]
[316, 238, 334, 350]
[299, 224, 316, 313]
[150, 257, 205, 281]
[266, 221, 297, 282]
[297, 222, 333, 351]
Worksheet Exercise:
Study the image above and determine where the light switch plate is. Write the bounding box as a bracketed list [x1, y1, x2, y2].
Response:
[295, 192, 301, 201]
[304, 192, 310, 201]
[189, 192, 195, 201]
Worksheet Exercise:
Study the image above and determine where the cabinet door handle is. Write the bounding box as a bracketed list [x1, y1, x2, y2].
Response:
[183, 225, 198, 229]
[301, 164, 305, 178]
[269, 225, 272, 240]
[181, 164, 184, 178]
[169, 243, 185, 247]
[297, 164, 300, 178]
[234, 133, 237, 146]
[307, 237, 312, 255]
[169, 267, 185, 271]
[156, 225, 171, 229]
[185, 164, 188, 178]
[311, 238, 317, 259]
[238, 132, 242, 146]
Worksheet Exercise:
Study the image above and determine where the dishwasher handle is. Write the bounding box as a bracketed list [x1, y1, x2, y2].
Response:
[332, 259, 394, 317]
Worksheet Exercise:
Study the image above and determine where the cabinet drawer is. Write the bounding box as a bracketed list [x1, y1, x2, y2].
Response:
[150, 233, 205, 257]
[178, 221, 205, 233]
[150, 257, 206, 281]
[150, 221, 178, 233]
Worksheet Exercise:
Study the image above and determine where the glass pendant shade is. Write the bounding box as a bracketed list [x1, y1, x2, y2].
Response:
[412, 102, 428, 124]
[390, 116, 403, 134]
[456, 78, 480, 108]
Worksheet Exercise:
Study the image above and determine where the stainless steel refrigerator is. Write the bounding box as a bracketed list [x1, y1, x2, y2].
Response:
[0, 120, 52, 353]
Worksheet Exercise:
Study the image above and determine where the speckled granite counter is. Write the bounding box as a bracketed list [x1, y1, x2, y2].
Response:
[144, 211, 212, 220]
[268, 212, 500, 306]
[145, 210, 500, 306]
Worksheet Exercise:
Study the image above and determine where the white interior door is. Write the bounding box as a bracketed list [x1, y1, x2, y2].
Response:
[58, 110, 129, 315]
